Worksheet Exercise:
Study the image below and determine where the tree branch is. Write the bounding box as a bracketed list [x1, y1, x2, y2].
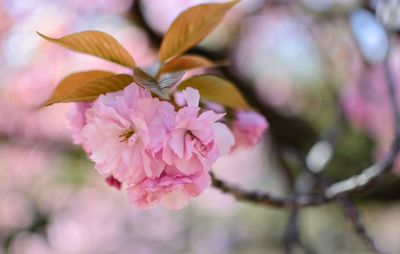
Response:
[337, 196, 384, 254]
[211, 52, 400, 212]
[210, 172, 328, 208]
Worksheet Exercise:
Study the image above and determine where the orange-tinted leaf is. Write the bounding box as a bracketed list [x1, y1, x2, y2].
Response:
[178, 75, 250, 109]
[159, 54, 215, 74]
[158, 1, 239, 62]
[37, 31, 136, 68]
[44, 70, 133, 105]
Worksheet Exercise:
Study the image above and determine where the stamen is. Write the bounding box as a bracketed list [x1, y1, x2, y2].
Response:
[186, 130, 195, 139]
[119, 129, 135, 142]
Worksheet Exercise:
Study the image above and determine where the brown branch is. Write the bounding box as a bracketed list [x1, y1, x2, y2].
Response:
[211, 172, 328, 208]
[301, 152, 384, 254]
[211, 145, 399, 208]
[212, 51, 400, 212]
[337, 196, 384, 254]
[283, 206, 300, 254]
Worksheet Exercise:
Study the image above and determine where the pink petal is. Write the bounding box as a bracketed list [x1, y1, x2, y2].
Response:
[159, 189, 189, 210]
[214, 122, 235, 155]
[183, 87, 200, 107]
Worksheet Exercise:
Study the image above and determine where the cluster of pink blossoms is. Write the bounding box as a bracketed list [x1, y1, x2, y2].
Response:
[67, 83, 267, 209]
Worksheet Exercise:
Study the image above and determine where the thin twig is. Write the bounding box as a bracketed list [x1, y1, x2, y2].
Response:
[211, 172, 328, 208]
[283, 207, 299, 254]
[278, 152, 301, 254]
[337, 196, 384, 254]
[301, 117, 384, 254]
[302, 156, 384, 254]
[211, 145, 398, 208]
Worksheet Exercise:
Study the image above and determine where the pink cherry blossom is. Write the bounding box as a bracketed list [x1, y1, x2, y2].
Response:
[232, 111, 268, 150]
[81, 83, 175, 185]
[128, 170, 211, 209]
[163, 88, 235, 175]
[66, 102, 93, 149]
[127, 88, 234, 209]
[80, 85, 234, 209]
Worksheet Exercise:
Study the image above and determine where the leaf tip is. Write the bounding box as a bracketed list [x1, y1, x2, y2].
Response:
[36, 31, 53, 41]
[36, 31, 45, 37]
[40, 102, 51, 108]
[41, 99, 54, 107]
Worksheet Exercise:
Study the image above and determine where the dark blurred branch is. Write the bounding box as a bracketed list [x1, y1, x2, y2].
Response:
[283, 207, 299, 254]
[278, 154, 301, 254]
[317, 174, 383, 253]
[337, 196, 384, 254]
[306, 127, 382, 253]
[211, 57, 400, 208]
[282, 173, 318, 254]
[300, 149, 384, 254]
[211, 154, 397, 208]
[130, 0, 161, 46]
[211, 172, 328, 208]
[211, 56, 400, 209]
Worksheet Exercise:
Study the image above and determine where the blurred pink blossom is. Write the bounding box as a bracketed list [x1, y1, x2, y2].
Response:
[67, 102, 93, 149]
[232, 111, 268, 150]
[342, 65, 394, 145]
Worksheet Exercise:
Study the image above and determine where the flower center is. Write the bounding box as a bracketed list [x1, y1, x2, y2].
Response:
[186, 130, 211, 155]
[186, 130, 195, 139]
[119, 128, 135, 142]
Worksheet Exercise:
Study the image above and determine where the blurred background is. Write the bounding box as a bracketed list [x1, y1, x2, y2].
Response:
[1, 0, 400, 253]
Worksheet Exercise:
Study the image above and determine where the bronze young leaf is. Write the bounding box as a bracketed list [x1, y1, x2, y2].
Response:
[159, 54, 215, 75]
[178, 75, 250, 109]
[158, 0, 240, 63]
[44, 71, 133, 106]
[37, 31, 136, 68]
